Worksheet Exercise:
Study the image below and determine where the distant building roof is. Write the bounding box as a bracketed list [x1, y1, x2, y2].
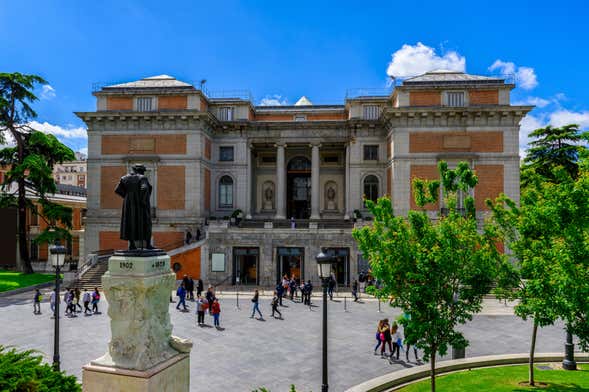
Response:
[56, 184, 87, 197]
[295, 96, 313, 106]
[103, 75, 194, 90]
[403, 70, 505, 86]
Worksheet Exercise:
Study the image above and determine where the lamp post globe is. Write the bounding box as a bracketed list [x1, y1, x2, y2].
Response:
[315, 251, 334, 392]
[49, 240, 67, 372]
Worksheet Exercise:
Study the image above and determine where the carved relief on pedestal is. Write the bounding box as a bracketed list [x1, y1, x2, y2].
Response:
[262, 181, 275, 211]
[324, 181, 338, 211]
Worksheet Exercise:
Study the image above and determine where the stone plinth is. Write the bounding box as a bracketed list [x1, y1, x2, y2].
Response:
[83, 353, 189, 392]
[84, 252, 192, 391]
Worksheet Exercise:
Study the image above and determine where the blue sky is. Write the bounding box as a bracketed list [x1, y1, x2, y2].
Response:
[1, 0, 588, 155]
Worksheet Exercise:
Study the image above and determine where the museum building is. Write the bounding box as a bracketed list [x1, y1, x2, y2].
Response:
[76, 70, 531, 286]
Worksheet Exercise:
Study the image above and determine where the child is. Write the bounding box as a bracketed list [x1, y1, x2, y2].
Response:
[211, 298, 221, 328]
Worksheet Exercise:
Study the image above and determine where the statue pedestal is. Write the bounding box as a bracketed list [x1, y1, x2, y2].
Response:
[83, 252, 192, 392]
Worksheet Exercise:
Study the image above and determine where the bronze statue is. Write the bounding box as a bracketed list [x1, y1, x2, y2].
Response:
[115, 164, 153, 250]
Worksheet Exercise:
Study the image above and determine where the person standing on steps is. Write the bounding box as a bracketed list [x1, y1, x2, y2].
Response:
[250, 289, 263, 319]
[211, 298, 221, 328]
[271, 291, 282, 319]
[82, 289, 92, 314]
[33, 289, 42, 314]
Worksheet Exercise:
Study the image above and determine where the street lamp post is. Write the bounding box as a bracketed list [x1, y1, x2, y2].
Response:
[562, 327, 577, 370]
[49, 240, 67, 372]
[316, 251, 335, 392]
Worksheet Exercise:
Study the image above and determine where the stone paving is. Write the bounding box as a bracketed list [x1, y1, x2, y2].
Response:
[0, 289, 575, 392]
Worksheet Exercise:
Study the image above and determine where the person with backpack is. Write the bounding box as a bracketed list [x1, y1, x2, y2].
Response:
[211, 298, 221, 328]
[271, 291, 282, 319]
[92, 287, 101, 313]
[33, 289, 42, 314]
[195, 295, 207, 326]
[82, 290, 92, 314]
[176, 283, 188, 311]
[250, 289, 263, 320]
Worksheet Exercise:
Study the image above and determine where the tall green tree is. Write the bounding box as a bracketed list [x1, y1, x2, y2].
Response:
[0, 73, 75, 272]
[488, 164, 589, 385]
[522, 124, 588, 184]
[353, 161, 504, 392]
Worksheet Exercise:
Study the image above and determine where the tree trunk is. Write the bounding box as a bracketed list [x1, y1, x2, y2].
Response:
[13, 129, 32, 274]
[529, 320, 538, 386]
[430, 348, 436, 392]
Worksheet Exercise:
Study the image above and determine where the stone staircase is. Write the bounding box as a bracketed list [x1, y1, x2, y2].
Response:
[70, 260, 108, 290]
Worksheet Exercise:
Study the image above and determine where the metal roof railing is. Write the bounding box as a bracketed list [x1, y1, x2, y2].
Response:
[345, 87, 392, 99]
[207, 89, 254, 101]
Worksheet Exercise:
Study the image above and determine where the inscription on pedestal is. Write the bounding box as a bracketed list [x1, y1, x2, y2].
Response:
[108, 255, 171, 276]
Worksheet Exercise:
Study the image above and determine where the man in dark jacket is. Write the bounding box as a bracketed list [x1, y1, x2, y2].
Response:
[327, 275, 336, 300]
[197, 278, 204, 297]
[303, 280, 313, 305]
[275, 281, 284, 306]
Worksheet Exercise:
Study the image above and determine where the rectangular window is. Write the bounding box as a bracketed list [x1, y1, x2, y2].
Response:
[363, 145, 378, 161]
[446, 92, 465, 107]
[219, 107, 234, 121]
[136, 97, 154, 112]
[219, 146, 234, 162]
[363, 105, 380, 120]
[294, 114, 307, 121]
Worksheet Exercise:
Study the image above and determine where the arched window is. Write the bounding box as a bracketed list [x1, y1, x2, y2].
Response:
[363, 175, 379, 205]
[218, 176, 233, 208]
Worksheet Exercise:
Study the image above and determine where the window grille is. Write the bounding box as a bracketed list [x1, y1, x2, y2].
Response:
[137, 97, 154, 112]
[363, 105, 380, 120]
[446, 92, 465, 107]
[219, 107, 234, 121]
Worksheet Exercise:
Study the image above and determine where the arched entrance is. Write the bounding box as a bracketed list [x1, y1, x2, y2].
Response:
[287, 156, 311, 219]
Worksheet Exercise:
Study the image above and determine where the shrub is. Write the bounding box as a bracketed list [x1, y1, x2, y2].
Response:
[0, 345, 80, 392]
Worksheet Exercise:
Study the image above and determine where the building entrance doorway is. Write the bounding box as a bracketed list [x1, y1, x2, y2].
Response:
[287, 156, 311, 219]
[323, 247, 350, 286]
[233, 247, 259, 285]
[276, 247, 304, 283]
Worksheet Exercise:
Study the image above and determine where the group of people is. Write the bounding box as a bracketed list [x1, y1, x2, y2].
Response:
[175, 275, 204, 311]
[174, 278, 222, 328]
[276, 275, 314, 306]
[34, 287, 101, 317]
[374, 318, 420, 362]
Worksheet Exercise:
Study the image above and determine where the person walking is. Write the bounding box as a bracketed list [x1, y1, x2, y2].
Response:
[63, 289, 71, 316]
[275, 281, 284, 306]
[380, 319, 393, 357]
[176, 283, 188, 311]
[74, 288, 83, 312]
[271, 291, 282, 319]
[351, 279, 359, 302]
[250, 289, 263, 319]
[305, 280, 313, 305]
[289, 277, 297, 301]
[390, 322, 402, 360]
[91, 287, 100, 313]
[82, 290, 92, 314]
[327, 275, 336, 300]
[374, 320, 383, 355]
[211, 298, 221, 328]
[50, 289, 56, 317]
[187, 275, 195, 301]
[33, 289, 42, 314]
[195, 295, 206, 326]
[197, 278, 204, 297]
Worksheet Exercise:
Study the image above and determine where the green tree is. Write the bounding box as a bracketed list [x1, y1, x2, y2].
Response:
[522, 124, 588, 184]
[488, 165, 589, 385]
[0, 73, 75, 272]
[353, 161, 503, 392]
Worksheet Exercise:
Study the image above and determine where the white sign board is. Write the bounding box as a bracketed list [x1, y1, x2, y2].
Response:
[211, 253, 226, 272]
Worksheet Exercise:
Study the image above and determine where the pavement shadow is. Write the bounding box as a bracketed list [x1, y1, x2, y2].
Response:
[215, 326, 226, 331]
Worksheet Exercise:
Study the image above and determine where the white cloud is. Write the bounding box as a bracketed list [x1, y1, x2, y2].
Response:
[78, 147, 88, 156]
[489, 60, 538, 90]
[519, 113, 546, 153]
[549, 110, 589, 129]
[28, 121, 87, 139]
[40, 85, 56, 100]
[258, 94, 288, 106]
[513, 96, 550, 108]
[386, 42, 466, 78]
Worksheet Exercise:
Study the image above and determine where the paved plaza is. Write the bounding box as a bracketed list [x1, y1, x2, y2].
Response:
[0, 289, 573, 392]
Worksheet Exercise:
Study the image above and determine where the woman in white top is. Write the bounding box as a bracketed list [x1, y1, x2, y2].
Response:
[390, 322, 402, 360]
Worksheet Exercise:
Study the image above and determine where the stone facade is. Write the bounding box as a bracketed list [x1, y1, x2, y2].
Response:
[77, 72, 532, 286]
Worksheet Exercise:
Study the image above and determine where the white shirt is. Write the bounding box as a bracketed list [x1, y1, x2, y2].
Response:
[50, 291, 56, 304]
[83, 292, 91, 302]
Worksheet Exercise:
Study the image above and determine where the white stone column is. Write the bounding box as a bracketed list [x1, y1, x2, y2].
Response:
[245, 144, 252, 219]
[310, 143, 320, 219]
[275, 143, 286, 219]
[344, 143, 351, 220]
